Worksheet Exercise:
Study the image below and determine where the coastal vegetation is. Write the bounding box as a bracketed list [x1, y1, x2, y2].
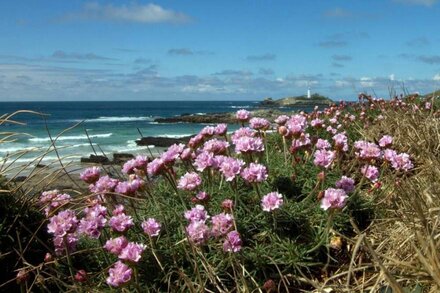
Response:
[1, 93, 440, 292]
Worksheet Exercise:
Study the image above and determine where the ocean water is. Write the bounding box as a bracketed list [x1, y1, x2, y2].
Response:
[0, 101, 261, 165]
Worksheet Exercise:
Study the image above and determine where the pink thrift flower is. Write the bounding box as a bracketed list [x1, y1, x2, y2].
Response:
[332, 133, 348, 152]
[275, 115, 289, 125]
[180, 148, 195, 161]
[104, 236, 129, 255]
[47, 209, 78, 237]
[211, 213, 234, 237]
[231, 127, 254, 143]
[147, 157, 165, 176]
[354, 141, 382, 160]
[118, 242, 146, 263]
[261, 192, 284, 212]
[115, 179, 144, 195]
[335, 176, 355, 193]
[378, 135, 393, 148]
[236, 109, 251, 122]
[53, 233, 78, 255]
[162, 144, 185, 164]
[391, 153, 413, 171]
[219, 157, 245, 181]
[194, 151, 215, 172]
[185, 205, 209, 223]
[290, 133, 311, 152]
[241, 163, 268, 183]
[320, 188, 348, 210]
[383, 149, 397, 162]
[112, 204, 125, 216]
[221, 199, 234, 211]
[200, 126, 216, 137]
[311, 118, 324, 128]
[285, 114, 308, 136]
[186, 221, 210, 245]
[313, 149, 336, 169]
[106, 261, 132, 287]
[188, 134, 204, 149]
[315, 139, 331, 150]
[234, 136, 264, 154]
[89, 175, 119, 194]
[122, 155, 148, 174]
[80, 167, 101, 183]
[249, 117, 271, 130]
[40, 191, 71, 217]
[214, 123, 228, 136]
[203, 139, 229, 155]
[142, 218, 161, 237]
[223, 231, 242, 253]
[77, 204, 107, 239]
[109, 213, 134, 233]
[361, 165, 379, 182]
[177, 172, 202, 191]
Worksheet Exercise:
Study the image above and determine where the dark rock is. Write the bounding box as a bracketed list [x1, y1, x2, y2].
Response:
[80, 155, 110, 164]
[12, 176, 27, 182]
[136, 136, 191, 147]
[154, 112, 236, 124]
[36, 164, 46, 168]
[112, 153, 135, 164]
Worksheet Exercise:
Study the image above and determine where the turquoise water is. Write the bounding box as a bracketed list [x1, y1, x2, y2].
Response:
[1, 101, 261, 164]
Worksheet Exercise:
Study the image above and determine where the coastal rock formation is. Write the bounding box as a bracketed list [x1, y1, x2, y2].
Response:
[80, 155, 110, 164]
[154, 112, 236, 124]
[259, 94, 333, 107]
[136, 136, 191, 147]
[112, 153, 135, 164]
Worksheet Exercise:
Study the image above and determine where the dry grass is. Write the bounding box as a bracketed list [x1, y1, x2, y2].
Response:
[351, 107, 440, 292]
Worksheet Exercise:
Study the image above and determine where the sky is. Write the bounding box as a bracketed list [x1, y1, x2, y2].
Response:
[0, 0, 439, 101]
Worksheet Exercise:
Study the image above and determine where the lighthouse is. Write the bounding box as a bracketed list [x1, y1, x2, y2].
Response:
[307, 87, 311, 99]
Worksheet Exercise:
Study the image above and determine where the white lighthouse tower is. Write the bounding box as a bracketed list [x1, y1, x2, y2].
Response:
[307, 87, 311, 99]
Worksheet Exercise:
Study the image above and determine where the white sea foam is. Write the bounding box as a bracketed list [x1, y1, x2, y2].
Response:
[3, 155, 82, 164]
[78, 116, 154, 123]
[28, 133, 113, 142]
[157, 133, 194, 138]
[230, 105, 251, 109]
[0, 146, 40, 153]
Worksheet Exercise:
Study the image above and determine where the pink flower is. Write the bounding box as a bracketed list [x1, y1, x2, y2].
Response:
[234, 136, 264, 154]
[315, 139, 331, 150]
[40, 190, 71, 217]
[47, 209, 78, 237]
[147, 158, 165, 176]
[378, 135, 393, 148]
[311, 118, 324, 128]
[320, 188, 348, 210]
[313, 149, 336, 169]
[203, 139, 229, 155]
[391, 153, 413, 171]
[89, 176, 119, 194]
[142, 218, 161, 237]
[335, 176, 355, 193]
[214, 123, 228, 136]
[118, 242, 146, 263]
[200, 126, 216, 137]
[285, 114, 308, 136]
[115, 178, 144, 195]
[106, 261, 132, 287]
[180, 148, 195, 161]
[221, 199, 234, 211]
[112, 204, 125, 216]
[290, 133, 311, 152]
[194, 151, 215, 172]
[332, 133, 348, 152]
[186, 221, 210, 245]
[261, 192, 283, 212]
[231, 127, 254, 143]
[361, 165, 379, 182]
[185, 205, 209, 223]
[275, 115, 289, 125]
[80, 167, 101, 183]
[177, 172, 202, 191]
[195, 191, 209, 201]
[236, 109, 251, 122]
[163, 143, 185, 164]
[188, 134, 205, 149]
[219, 157, 245, 181]
[241, 163, 268, 183]
[78, 204, 107, 239]
[122, 156, 148, 174]
[249, 117, 271, 130]
[354, 141, 382, 160]
[109, 213, 134, 233]
[223, 231, 242, 253]
[211, 213, 234, 237]
[383, 149, 397, 162]
[53, 233, 78, 255]
[104, 236, 129, 255]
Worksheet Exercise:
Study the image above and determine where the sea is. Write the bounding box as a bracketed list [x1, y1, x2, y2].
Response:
[0, 101, 315, 168]
[0, 101, 259, 166]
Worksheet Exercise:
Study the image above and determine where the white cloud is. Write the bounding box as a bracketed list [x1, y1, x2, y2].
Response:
[360, 77, 375, 87]
[335, 80, 351, 88]
[63, 3, 192, 24]
[389, 73, 395, 81]
[393, 0, 437, 6]
[433, 74, 440, 81]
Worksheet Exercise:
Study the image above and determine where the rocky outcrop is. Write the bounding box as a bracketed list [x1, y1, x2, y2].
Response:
[80, 155, 110, 164]
[259, 94, 333, 107]
[112, 153, 135, 164]
[135, 136, 191, 147]
[154, 112, 236, 124]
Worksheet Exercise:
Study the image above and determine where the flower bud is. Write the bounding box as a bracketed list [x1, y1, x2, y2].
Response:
[74, 270, 87, 283]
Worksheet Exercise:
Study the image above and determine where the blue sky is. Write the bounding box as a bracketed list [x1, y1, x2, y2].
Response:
[0, 0, 439, 101]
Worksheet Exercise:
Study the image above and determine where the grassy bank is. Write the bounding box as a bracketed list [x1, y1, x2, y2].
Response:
[1, 94, 439, 292]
